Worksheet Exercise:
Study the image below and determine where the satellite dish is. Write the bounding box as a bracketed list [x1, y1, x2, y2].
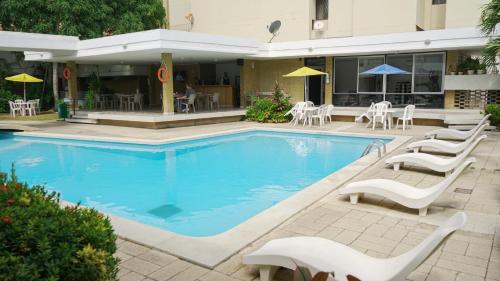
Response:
[267, 20, 281, 43]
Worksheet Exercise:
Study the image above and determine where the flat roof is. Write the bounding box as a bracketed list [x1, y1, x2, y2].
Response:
[1, 27, 487, 64]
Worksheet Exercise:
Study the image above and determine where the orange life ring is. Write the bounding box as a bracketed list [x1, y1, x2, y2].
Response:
[157, 66, 169, 83]
[63, 67, 71, 80]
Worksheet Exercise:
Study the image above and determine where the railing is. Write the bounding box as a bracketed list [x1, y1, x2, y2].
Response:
[360, 139, 387, 158]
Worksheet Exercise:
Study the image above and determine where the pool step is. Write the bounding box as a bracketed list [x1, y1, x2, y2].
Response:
[65, 117, 98, 124]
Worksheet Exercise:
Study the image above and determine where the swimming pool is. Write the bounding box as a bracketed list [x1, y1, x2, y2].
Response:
[0, 130, 389, 237]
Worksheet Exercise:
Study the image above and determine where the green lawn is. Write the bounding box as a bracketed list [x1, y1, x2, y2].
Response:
[0, 113, 58, 121]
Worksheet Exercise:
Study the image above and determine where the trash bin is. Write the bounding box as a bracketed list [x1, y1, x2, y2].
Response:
[57, 102, 68, 119]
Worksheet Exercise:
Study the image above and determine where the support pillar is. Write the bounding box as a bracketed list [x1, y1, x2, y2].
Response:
[161, 53, 174, 114]
[66, 61, 78, 115]
[325, 56, 333, 105]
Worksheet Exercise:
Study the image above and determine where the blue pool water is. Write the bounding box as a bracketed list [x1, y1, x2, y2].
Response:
[0, 130, 389, 236]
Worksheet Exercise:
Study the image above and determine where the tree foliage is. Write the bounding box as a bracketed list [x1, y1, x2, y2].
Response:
[479, 0, 500, 69]
[0, 0, 166, 39]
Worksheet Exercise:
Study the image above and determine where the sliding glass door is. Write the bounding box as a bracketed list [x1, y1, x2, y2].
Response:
[333, 52, 445, 108]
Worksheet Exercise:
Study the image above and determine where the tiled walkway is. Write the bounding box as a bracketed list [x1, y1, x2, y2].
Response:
[4, 120, 499, 281]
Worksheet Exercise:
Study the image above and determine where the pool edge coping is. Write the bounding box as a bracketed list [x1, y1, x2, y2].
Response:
[15, 127, 412, 268]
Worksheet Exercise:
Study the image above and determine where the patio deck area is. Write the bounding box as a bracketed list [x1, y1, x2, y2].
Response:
[2, 120, 499, 281]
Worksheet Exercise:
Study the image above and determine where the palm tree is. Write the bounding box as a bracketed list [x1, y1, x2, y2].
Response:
[480, 0, 500, 69]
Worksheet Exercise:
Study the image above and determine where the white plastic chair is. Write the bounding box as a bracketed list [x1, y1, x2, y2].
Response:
[128, 93, 143, 111]
[306, 101, 314, 107]
[14, 99, 24, 104]
[396, 105, 415, 131]
[386, 135, 486, 176]
[8, 101, 21, 117]
[340, 158, 475, 216]
[310, 105, 327, 127]
[243, 212, 467, 281]
[285, 103, 303, 126]
[372, 102, 388, 130]
[25, 101, 37, 116]
[181, 93, 197, 113]
[324, 104, 334, 123]
[355, 102, 374, 124]
[209, 93, 220, 111]
[377, 101, 392, 108]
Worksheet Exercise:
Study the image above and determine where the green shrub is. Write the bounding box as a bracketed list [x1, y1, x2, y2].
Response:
[486, 104, 500, 129]
[0, 88, 18, 113]
[246, 83, 293, 123]
[0, 165, 118, 281]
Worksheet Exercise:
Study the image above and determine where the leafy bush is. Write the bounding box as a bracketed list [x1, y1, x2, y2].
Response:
[0, 165, 118, 281]
[486, 104, 500, 129]
[246, 83, 293, 123]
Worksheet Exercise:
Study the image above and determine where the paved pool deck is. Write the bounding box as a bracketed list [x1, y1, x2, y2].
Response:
[2, 120, 499, 281]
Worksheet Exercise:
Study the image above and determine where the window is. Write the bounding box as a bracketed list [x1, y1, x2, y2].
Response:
[386, 54, 413, 93]
[358, 56, 384, 93]
[414, 53, 444, 93]
[432, 0, 446, 4]
[334, 57, 357, 93]
[316, 0, 328, 20]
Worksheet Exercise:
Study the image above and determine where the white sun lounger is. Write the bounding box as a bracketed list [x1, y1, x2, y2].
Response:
[339, 158, 474, 216]
[408, 124, 487, 154]
[243, 212, 466, 281]
[386, 135, 485, 175]
[425, 114, 490, 140]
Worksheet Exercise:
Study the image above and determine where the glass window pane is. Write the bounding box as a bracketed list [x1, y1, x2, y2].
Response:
[316, 0, 328, 20]
[334, 57, 357, 93]
[358, 56, 384, 92]
[386, 54, 413, 93]
[414, 53, 444, 93]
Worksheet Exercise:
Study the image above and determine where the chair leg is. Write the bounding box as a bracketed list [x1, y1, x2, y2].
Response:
[349, 194, 359, 204]
[259, 265, 278, 281]
[419, 207, 428, 216]
[393, 162, 401, 171]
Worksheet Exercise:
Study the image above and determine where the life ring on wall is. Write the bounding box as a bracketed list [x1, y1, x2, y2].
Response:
[63, 67, 71, 80]
[157, 66, 169, 83]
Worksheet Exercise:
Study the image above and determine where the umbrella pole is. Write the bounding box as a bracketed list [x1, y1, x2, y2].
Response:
[24, 82, 26, 101]
[383, 74, 387, 102]
[304, 77, 307, 102]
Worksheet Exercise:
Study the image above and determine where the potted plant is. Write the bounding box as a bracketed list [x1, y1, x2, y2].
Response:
[448, 65, 456, 75]
[477, 63, 487, 74]
[460, 57, 480, 75]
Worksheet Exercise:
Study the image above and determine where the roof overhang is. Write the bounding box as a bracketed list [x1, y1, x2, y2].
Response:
[0, 30, 78, 54]
[24, 29, 260, 64]
[258, 27, 489, 58]
[12, 27, 491, 64]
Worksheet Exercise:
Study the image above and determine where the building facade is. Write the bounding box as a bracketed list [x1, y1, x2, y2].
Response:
[168, 0, 498, 110]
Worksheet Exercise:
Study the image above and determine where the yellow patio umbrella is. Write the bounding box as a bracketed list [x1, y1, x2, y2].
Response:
[283, 66, 327, 102]
[5, 73, 43, 101]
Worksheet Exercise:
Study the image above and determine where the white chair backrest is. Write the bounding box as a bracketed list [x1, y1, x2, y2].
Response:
[378, 101, 392, 108]
[374, 102, 388, 116]
[305, 101, 314, 107]
[188, 93, 197, 104]
[325, 104, 334, 115]
[15, 99, 24, 103]
[404, 105, 416, 119]
[213, 93, 220, 102]
[8, 101, 15, 110]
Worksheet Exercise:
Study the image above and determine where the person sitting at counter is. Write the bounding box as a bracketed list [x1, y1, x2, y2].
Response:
[222, 72, 230, 85]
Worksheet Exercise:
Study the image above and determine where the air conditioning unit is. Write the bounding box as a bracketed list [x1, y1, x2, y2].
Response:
[312, 20, 328, 31]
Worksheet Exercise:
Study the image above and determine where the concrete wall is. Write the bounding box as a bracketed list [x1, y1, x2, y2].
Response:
[240, 59, 305, 106]
[445, 0, 488, 28]
[168, 0, 484, 42]
[352, 0, 418, 36]
[169, 0, 312, 42]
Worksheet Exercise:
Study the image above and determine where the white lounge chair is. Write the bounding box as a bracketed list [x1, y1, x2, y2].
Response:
[355, 102, 374, 124]
[243, 212, 466, 281]
[425, 114, 490, 140]
[339, 158, 474, 216]
[386, 135, 486, 175]
[408, 124, 487, 154]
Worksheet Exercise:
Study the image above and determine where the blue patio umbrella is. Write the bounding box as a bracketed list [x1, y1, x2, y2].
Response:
[360, 64, 410, 101]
